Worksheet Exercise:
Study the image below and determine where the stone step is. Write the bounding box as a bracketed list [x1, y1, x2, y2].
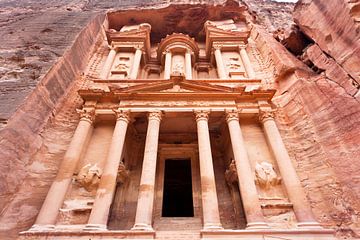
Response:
[155, 230, 201, 240]
[153, 217, 202, 231]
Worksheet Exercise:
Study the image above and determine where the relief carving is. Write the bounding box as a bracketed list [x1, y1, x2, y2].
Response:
[114, 57, 130, 75]
[226, 57, 242, 71]
[255, 162, 281, 190]
[75, 163, 102, 191]
[225, 159, 238, 184]
[117, 163, 129, 184]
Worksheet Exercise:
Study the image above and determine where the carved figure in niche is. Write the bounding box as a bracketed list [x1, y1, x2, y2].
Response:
[75, 163, 102, 191]
[225, 159, 238, 184]
[117, 162, 129, 184]
[226, 57, 242, 70]
[255, 162, 281, 190]
[172, 62, 184, 74]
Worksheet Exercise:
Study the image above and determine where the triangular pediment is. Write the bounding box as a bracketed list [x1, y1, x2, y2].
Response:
[109, 76, 241, 94]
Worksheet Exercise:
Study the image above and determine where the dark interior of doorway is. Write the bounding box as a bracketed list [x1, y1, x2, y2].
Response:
[162, 159, 194, 217]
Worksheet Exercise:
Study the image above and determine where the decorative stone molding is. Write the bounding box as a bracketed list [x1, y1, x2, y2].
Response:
[254, 162, 281, 190]
[76, 108, 96, 123]
[259, 109, 275, 123]
[113, 109, 131, 123]
[194, 110, 210, 122]
[225, 109, 240, 122]
[148, 110, 163, 122]
[75, 164, 103, 192]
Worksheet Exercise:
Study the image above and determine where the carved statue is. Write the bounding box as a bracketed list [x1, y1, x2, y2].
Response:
[117, 163, 129, 184]
[225, 159, 238, 184]
[172, 62, 184, 74]
[75, 163, 102, 191]
[255, 162, 281, 189]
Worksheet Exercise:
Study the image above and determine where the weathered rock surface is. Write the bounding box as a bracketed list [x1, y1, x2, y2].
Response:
[293, 0, 360, 91]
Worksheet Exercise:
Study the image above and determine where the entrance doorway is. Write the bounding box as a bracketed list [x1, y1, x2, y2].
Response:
[162, 159, 194, 217]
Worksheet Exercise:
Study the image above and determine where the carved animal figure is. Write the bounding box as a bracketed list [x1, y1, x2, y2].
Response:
[75, 163, 102, 191]
[255, 161, 281, 189]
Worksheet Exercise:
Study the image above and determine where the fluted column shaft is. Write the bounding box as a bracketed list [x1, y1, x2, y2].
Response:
[100, 48, 117, 79]
[164, 51, 172, 80]
[129, 48, 142, 79]
[214, 47, 227, 79]
[260, 110, 321, 228]
[132, 111, 162, 230]
[33, 109, 95, 229]
[185, 50, 192, 79]
[195, 110, 222, 230]
[226, 110, 268, 229]
[239, 46, 255, 79]
[86, 110, 130, 230]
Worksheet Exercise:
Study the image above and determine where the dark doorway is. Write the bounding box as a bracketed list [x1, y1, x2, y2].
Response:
[162, 159, 194, 217]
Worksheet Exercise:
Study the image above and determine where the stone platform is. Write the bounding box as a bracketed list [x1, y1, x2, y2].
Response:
[19, 228, 335, 240]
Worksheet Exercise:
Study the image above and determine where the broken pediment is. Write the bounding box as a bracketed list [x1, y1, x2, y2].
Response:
[204, 19, 250, 57]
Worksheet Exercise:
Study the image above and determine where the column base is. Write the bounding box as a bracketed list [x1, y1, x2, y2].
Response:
[297, 222, 323, 229]
[83, 224, 107, 231]
[246, 222, 270, 229]
[28, 224, 55, 231]
[203, 223, 223, 230]
[131, 223, 154, 231]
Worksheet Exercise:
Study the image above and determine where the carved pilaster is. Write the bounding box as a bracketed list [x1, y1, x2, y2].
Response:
[194, 110, 210, 122]
[76, 108, 96, 123]
[259, 109, 275, 123]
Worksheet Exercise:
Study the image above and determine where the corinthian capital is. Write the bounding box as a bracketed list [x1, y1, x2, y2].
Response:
[113, 109, 131, 123]
[259, 109, 275, 123]
[76, 108, 96, 123]
[148, 110, 163, 121]
[194, 110, 210, 122]
[225, 109, 240, 123]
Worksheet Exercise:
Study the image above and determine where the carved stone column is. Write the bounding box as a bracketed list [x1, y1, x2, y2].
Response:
[195, 110, 223, 230]
[213, 46, 227, 79]
[225, 110, 268, 229]
[100, 47, 117, 79]
[31, 109, 95, 230]
[132, 111, 162, 231]
[185, 50, 192, 79]
[239, 45, 255, 79]
[129, 47, 142, 79]
[85, 110, 130, 230]
[259, 110, 321, 228]
[164, 50, 172, 79]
